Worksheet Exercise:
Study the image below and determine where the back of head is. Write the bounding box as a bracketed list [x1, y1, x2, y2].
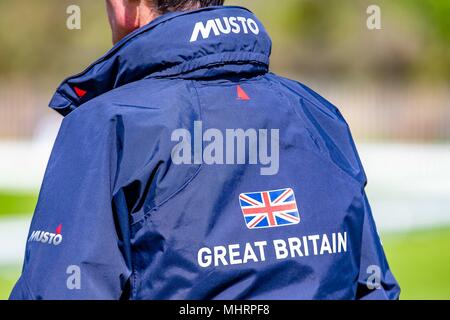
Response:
[107, 0, 225, 44]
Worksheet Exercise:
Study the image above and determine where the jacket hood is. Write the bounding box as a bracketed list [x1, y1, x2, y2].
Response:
[49, 6, 272, 116]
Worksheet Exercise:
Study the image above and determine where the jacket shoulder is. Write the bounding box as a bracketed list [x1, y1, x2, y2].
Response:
[267, 73, 341, 118]
[267, 73, 367, 185]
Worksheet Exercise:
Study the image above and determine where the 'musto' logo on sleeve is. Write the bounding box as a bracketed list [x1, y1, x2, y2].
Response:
[28, 224, 63, 246]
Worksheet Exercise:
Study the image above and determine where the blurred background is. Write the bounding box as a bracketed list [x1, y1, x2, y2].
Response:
[0, 0, 449, 299]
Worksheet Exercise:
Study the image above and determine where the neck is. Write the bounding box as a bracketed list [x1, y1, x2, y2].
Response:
[110, 1, 161, 44]
[137, 2, 160, 28]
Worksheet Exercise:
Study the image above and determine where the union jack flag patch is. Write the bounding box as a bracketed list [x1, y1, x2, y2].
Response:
[239, 188, 300, 229]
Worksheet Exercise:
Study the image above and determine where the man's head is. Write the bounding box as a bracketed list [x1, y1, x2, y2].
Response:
[106, 0, 225, 44]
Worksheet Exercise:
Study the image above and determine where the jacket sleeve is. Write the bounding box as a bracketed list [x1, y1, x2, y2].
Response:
[355, 191, 401, 300]
[9, 106, 132, 300]
[297, 84, 401, 299]
[329, 106, 400, 300]
[336, 111, 400, 300]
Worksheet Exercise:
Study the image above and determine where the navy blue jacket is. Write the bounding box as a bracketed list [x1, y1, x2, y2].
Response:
[10, 6, 400, 300]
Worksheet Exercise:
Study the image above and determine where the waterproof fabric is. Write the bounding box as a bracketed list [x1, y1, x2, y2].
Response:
[10, 6, 400, 300]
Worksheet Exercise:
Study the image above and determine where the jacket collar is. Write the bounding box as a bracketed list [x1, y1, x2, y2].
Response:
[49, 6, 272, 116]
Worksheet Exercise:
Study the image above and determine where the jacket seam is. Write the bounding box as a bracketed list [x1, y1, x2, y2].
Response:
[146, 53, 269, 79]
[130, 81, 204, 227]
[19, 277, 36, 300]
[191, 80, 204, 124]
[132, 164, 203, 227]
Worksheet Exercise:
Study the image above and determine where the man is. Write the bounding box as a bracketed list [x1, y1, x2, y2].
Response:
[10, 0, 400, 300]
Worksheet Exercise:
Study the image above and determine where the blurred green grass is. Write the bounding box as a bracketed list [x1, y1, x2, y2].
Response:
[0, 191, 37, 217]
[0, 265, 21, 299]
[383, 227, 450, 300]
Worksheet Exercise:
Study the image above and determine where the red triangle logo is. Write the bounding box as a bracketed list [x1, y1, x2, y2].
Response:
[55, 224, 62, 235]
[237, 85, 250, 101]
[74, 86, 87, 98]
